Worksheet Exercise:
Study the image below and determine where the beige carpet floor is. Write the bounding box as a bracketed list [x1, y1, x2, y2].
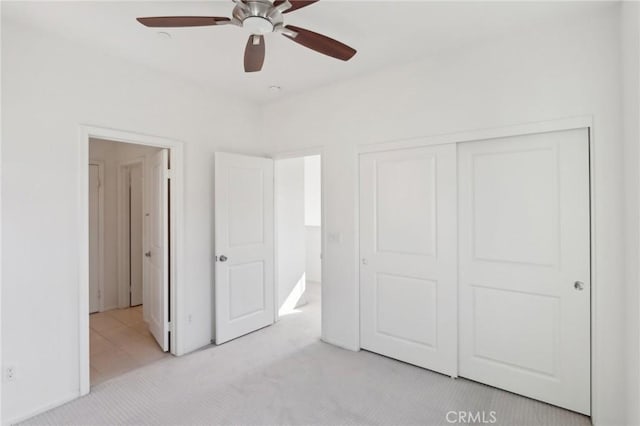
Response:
[21, 282, 590, 426]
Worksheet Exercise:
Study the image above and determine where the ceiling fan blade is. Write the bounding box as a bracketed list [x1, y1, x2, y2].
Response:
[283, 25, 356, 61]
[244, 35, 265, 73]
[273, 0, 319, 13]
[136, 16, 230, 27]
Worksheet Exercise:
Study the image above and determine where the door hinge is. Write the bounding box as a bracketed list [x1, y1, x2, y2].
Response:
[168, 322, 175, 333]
[166, 169, 173, 180]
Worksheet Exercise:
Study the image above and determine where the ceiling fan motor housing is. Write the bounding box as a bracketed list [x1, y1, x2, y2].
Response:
[233, 0, 284, 34]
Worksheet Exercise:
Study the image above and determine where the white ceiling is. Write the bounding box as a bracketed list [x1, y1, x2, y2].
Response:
[3, 1, 615, 102]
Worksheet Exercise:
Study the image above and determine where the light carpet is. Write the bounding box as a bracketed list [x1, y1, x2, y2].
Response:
[21, 282, 590, 426]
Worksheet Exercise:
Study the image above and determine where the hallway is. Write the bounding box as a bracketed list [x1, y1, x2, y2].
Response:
[90, 306, 169, 385]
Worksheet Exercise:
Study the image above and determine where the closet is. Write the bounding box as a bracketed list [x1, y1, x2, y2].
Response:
[359, 128, 591, 415]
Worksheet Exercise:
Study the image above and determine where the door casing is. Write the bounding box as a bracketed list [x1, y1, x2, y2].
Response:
[78, 125, 185, 396]
[355, 116, 596, 415]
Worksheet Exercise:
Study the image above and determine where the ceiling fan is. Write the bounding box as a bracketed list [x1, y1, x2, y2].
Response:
[137, 0, 357, 73]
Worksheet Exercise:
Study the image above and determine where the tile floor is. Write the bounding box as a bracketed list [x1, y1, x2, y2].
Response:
[90, 305, 170, 385]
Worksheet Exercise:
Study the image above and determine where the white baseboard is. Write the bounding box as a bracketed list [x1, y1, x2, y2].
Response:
[100, 304, 118, 312]
[5, 391, 79, 425]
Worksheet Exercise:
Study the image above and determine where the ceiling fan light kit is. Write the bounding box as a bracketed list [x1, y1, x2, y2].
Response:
[136, 0, 357, 73]
[242, 16, 274, 35]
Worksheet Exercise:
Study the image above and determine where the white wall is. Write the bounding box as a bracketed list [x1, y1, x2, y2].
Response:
[621, 3, 640, 425]
[304, 156, 321, 283]
[276, 157, 307, 312]
[1, 19, 265, 423]
[263, 8, 626, 425]
[305, 227, 321, 283]
[304, 156, 321, 227]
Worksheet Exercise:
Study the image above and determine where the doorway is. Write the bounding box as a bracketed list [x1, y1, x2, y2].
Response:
[275, 154, 322, 327]
[86, 137, 172, 386]
[212, 151, 323, 344]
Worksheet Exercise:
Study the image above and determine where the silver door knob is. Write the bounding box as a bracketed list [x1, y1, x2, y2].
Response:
[574, 281, 585, 291]
[219, 255, 228, 262]
[145, 251, 151, 258]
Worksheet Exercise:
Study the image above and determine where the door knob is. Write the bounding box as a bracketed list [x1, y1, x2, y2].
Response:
[219, 255, 228, 262]
[145, 251, 151, 258]
[574, 281, 585, 291]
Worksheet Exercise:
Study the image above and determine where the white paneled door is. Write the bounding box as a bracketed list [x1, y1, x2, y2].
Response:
[359, 145, 458, 376]
[215, 153, 275, 344]
[147, 149, 169, 351]
[458, 129, 591, 414]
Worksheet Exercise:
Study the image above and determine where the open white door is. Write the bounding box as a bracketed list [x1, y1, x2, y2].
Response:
[215, 152, 274, 344]
[146, 149, 169, 351]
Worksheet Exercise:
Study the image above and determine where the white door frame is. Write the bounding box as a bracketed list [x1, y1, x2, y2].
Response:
[88, 161, 105, 313]
[355, 115, 596, 415]
[78, 125, 185, 396]
[272, 148, 325, 333]
[117, 157, 146, 309]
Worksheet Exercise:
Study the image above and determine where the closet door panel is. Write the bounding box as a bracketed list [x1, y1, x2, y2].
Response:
[359, 144, 457, 376]
[458, 129, 591, 415]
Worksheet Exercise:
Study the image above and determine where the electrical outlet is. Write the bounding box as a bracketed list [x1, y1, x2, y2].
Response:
[187, 314, 192, 324]
[5, 366, 16, 382]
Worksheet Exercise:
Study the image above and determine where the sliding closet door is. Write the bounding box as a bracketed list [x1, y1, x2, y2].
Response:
[359, 144, 457, 376]
[458, 129, 590, 414]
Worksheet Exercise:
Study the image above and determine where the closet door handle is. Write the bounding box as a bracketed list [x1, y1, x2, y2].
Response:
[145, 251, 151, 258]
